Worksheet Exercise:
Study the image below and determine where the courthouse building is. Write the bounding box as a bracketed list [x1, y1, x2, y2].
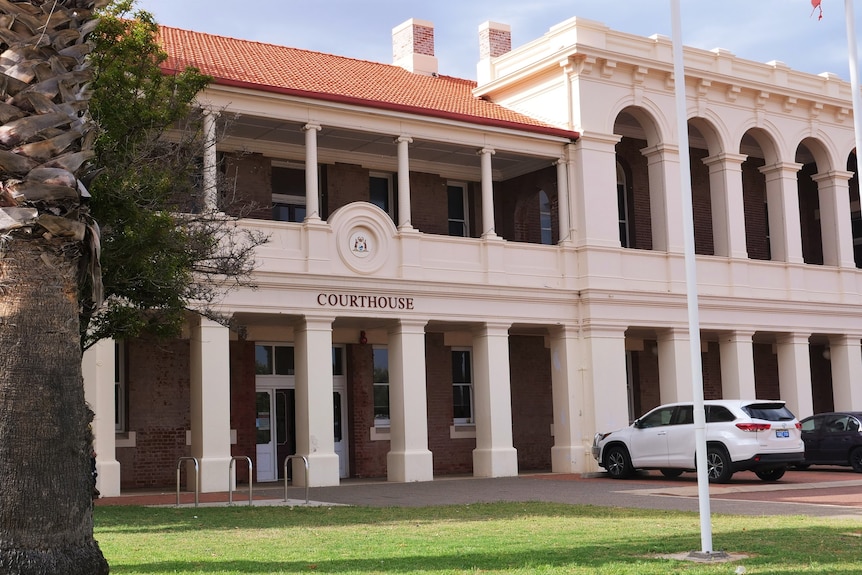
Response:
[84, 16, 862, 496]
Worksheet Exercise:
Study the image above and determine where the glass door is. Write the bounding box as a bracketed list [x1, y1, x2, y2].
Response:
[255, 391, 275, 482]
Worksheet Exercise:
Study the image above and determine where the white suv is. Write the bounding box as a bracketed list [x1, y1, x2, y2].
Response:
[591, 400, 805, 483]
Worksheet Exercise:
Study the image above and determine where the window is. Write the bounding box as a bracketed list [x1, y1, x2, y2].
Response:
[272, 165, 306, 222]
[452, 349, 473, 424]
[539, 190, 553, 245]
[255, 344, 295, 375]
[370, 173, 394, 219]
[115, 341, 126, 433]
[617, 162, 630, 247]
[373, 347, 390, 425]
[448, 183, 468, 237]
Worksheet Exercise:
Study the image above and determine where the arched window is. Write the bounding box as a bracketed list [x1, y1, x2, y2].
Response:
[539, 190, 552, 245]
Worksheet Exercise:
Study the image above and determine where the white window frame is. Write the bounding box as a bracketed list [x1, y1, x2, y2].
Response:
[372, 345, 390, 427]
[369, 172, 395, 219]
[447, 182, 469, 237]
[115, 341, 125, 433]
[452, 347, 473, 425]
[616, 161, 630, 248]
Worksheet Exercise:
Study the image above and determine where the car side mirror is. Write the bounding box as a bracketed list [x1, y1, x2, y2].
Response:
[632, 419, 642, 429]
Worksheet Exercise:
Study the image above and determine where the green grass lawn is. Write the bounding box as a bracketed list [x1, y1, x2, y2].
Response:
[95, 502, 862, 574]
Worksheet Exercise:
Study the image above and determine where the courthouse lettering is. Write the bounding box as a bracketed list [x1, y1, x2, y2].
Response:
[317, 293, 415, 310]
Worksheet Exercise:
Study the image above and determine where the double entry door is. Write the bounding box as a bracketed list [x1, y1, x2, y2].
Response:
[255, 386, 348, 482]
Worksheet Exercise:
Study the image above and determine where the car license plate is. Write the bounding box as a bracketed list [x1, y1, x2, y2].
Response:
[776, 430, 789, 438]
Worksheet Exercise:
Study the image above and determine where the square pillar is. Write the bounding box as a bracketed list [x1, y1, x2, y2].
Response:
[472, 323, 518, 477]
[581, 325, 629, 436]
[387, 320, 433, 482]
[719, 331, 757, 399]
[812, 170, 856, 268]
[657, 328, 694, 403]
[189, 317, 232, 493]
[294, 315, 340, 486]
[759, 163, 804, 264]
[776, 333, 814, 419]
[829, 334, 862, 410]
[642, 144, 685, 254]
[82, 339, 121, 497]
[569, 132, 621, 248]
[703, 153, 749, 258]
[549, 325, 587, 473]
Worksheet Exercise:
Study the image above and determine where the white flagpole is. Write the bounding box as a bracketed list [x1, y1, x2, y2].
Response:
[845, 1, 862, 165]
[669, 0, 714, 555]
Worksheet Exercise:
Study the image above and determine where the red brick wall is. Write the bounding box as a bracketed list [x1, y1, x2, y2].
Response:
[326, 163, 370, 215]
[798, 162, 824, 265]
[410, 172, 448, 235]
[223, 153, 271, 219]
[690, 148, 715, 256]
[230, 340, 256, 484]
[346, 343, 388, 478]
[633, 344, 661, 416]
[495, 166, 558, 244]
[617, 138, 653, 250]
[119, 338, 190, 489]
[809, 344, 834, 414]
[702, 342, 723, 400]
[742, 157, 770, 260]
[426, 333, 475, 474]
[509, 336, 553, 470]
[753, 343, 780, 399]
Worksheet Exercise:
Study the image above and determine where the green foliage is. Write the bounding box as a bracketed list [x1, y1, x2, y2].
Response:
[82, 1, 264, 348]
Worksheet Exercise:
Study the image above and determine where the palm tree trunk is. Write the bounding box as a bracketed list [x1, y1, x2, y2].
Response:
[0, 237, 108, 575]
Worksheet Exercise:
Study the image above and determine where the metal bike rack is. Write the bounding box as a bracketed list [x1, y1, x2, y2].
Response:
[283, 455, 310, 505]
[229, 456, 254, 506]
[175, 457, 200, 507]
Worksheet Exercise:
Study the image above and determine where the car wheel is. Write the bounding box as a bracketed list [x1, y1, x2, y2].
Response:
[604, 445, 634, 479]
[659, 468, 684, 478]
[851, 447, 862, 473]
[755, 467, 786, 481]
[706, 446, 733, 483]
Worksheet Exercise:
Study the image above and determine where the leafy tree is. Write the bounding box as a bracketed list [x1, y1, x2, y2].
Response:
[0, 1, 264, 572]
[85, 0, 266, 348]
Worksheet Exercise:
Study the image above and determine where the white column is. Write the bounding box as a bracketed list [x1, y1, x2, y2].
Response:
[657, 328, 694, 403]
[555, 156, 571, 244]
[718, 331, 757, 399]
[829, 334, 862, 410]
[812, 170, 855, 268]
[581, 325, 629, 438]
[202, 110, 219, 211]
[775, 333, 814, 419]
[189, 317, 232, 492]
[294, 315, 340, 486]
[759, 162, 804, 264]
[396, 136, 414, 231]
[472, 323, 518, 477]
[549, 325, 587, 473]
[82, 339, 121, 497]
[478, 148, 498, 239]
[703, 153, 749, 259]
[569, 132, 621, 248]
[303, 123, 322, 221]
[642, 143, 686, 254]
[387, 319, 433, 482]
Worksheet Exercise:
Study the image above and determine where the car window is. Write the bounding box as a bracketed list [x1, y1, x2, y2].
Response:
[706, 405, 736, 423]
[672, 405, 693, 425]
[741, 402, 795, 421]
[824, 415, 851, 433]
[639, 407, 675, 428]
[800, 417, 819, 432]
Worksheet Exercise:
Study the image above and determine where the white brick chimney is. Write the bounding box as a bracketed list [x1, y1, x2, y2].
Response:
[477, 21, 511, 85]
[392, 18, 438, 76]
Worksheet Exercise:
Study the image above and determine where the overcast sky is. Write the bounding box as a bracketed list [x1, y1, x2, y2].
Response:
[134, 0, 859, 82]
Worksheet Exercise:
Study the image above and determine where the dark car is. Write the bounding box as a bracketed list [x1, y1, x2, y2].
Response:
[798, 412, 862, 472]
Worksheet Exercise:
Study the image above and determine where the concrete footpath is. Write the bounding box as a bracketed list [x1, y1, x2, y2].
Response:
[97, 468, 862, 520]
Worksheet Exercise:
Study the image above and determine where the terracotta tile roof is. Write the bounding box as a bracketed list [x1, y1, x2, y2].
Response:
[157, 26, 577, 140]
